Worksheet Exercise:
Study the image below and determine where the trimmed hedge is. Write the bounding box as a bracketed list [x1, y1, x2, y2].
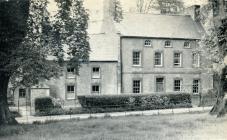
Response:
[35, 97, 54, 112]
[78, 93, 192, 112]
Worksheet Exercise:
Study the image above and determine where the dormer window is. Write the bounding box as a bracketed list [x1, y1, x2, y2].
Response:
[184, 41, 190, 48]
[144, 39, 152, 47]
[164, 40, 171, 48]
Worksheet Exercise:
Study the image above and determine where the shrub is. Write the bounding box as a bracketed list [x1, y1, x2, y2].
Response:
[78, 93, 192, 113]
[35, 97, 54, 112]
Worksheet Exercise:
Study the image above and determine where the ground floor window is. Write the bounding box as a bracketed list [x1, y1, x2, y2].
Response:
[193, 79, 200, 94]
[174, 79, 182, 91]
[133, 80, 141, 93]
[92, 85, 100, 94]
[66, 85, 75, 99]
[156, 77, 164, 92]
[19, 88, 26, 98]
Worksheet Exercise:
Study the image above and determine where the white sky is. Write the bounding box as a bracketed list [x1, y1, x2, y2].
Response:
[47, 0, 208, 17]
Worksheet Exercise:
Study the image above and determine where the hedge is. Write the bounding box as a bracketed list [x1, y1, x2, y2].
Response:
[35, 97, 62, 115]
[78, 93, 192, 112]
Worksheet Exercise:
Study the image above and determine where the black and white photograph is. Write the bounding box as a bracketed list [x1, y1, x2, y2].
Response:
[0, 0, 227, 139]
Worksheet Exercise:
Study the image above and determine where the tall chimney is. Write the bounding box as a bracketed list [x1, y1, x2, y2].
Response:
[185, 5, 201, 22]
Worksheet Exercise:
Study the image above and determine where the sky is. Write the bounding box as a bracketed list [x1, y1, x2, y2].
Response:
[48, 0, 208, 14]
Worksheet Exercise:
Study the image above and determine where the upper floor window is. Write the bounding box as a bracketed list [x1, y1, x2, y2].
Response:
[19, 88, 26, 98]
[67, 68, 75, 73]
[92, 67, 101, 79]
[184, 41, 190, 48]
[174, 79, 182, 91]
[144, 39, 152, 47]
[173, 52, 182, 67]
[133, 80, 141, 93]
[92, 84, 100, 94]
[67, 85, 75, 93]
[164, 40, 171, 48]
[192, 52, 200, 67]
[154, 52, 163, 66]
[132, 51, 141, 66]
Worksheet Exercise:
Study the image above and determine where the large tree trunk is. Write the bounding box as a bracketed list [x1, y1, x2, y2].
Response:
[0, 73, 17, 125]
[210, 70, 227, 117]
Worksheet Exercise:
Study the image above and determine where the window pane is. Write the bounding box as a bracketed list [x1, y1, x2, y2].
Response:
[174, 79, 182, 91]
[193, 80, 200, 93]
[144, 40, 151, 46]
[92, 85, 100, 93]
[155, 52, 162, 66]
[19, 89, 26, 98]
[67, 68, 74, 73]
[133, 52, 140, 65]
[133, 80, 141, 93]
[184, 42, 190, 48]
[174, 53, 181, 66]
[156, 78, 164, 92]
[192, 53, 200, 67]
[165, 41, 171, 47]
[67, 86, 74, 93]
[92, 67, 101, 79]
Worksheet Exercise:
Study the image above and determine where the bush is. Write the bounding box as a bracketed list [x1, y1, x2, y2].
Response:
[35, 97, 63, 116]
[78, 93, 192, 113]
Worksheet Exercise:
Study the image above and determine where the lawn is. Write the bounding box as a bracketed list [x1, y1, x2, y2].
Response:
[0, 112, 227, 140]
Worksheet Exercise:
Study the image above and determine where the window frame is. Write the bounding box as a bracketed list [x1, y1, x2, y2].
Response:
[192, 52, 200, 68]
[92, 66, 101, 79]
[155, 77, 165, 92]
[67, 67, 75, 73]
[91, 84, 101, 94]
[132, 51, 141, 66]
[192, 79, 200, 94]
[173, 52, 182, 67]
[132, 80, 142, 94]
[66, 85, 76, 100]
[174, 79, 183, 92]
[144, 39, 152, 47]
[164, 40, 172, 48]
[154, 51, 163, 67]
[184, 41, 191, 48]
[19, 88, 26, 98]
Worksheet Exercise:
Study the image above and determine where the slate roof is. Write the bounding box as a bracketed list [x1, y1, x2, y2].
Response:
[48, 13, 205, 62]
[115, 13, 204, 39]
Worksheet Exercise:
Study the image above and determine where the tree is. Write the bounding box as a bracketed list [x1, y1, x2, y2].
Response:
[0, 0, 89, 125]
[0, 0, 30, 125]
[112, 0, 123, 23]
[199, 1, 227, 117]
[136, 0, 184, 14]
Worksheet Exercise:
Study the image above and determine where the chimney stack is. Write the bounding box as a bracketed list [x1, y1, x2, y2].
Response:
[185, 5, 201, 22]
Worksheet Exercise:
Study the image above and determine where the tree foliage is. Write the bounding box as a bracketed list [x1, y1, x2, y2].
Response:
[53, 0, 90, 73]
[136, 0, 184, 14]
[0, 0, 89, 125]
[112, 0, 123, 23]
[199, 1, 227, 117]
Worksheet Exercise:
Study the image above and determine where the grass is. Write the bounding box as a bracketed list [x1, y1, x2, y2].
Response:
[0, 112, 227, 140]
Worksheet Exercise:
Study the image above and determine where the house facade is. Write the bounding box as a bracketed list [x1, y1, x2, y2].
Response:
[118, 13, 213, 95]
[9, 0, 214, 109]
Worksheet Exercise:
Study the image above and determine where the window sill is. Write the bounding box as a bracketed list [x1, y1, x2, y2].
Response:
[92, 77, 101, 79]
[66, 98, 76, 100]
[132, 65, 142, 67]
[154, 65, 163, 68]
[164, 46, 172, 48]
